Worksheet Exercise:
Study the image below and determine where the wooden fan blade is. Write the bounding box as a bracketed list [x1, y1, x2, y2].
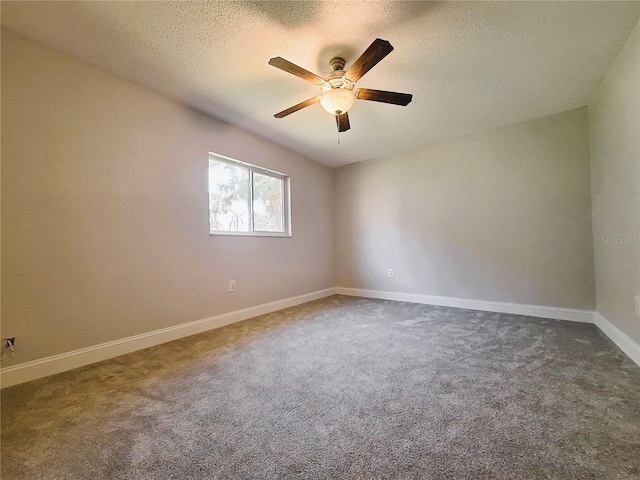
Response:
[345, 39, 394, 83]
[336, 112, 350, 132]
[274, 96, 320, 118]
[355, 89, 413, 106]
[268, 57, 326, 86]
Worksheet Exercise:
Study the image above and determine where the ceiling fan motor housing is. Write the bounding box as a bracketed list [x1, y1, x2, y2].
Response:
[322, 70, 354, 91]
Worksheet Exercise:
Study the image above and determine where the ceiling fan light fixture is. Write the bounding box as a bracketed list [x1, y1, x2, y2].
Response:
[320, 88, 356, 115]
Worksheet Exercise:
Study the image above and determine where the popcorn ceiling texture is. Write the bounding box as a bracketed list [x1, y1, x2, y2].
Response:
[2, 296, 640, 479]
[1, 1, 639, 166]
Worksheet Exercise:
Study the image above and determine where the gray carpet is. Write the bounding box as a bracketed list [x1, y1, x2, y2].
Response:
[2, 295, 640, 479]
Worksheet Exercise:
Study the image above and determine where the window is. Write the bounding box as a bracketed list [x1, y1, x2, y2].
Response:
[208, 153, 290, 236]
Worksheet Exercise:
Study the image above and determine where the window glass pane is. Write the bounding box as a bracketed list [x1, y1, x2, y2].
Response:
[253, 172, 284, 232]
[209, 159, 250, 232]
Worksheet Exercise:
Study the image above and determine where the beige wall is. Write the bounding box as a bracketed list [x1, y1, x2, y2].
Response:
[589, 20, 640, 344]
[1, 30, 334, 365]
[334, 109, 595, 310]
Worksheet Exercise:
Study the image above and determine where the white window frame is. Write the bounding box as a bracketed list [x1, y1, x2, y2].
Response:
[208, 152, 291, 237]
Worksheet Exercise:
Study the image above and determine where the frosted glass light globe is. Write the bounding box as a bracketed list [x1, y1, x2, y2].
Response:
[320, 88, 356, 115]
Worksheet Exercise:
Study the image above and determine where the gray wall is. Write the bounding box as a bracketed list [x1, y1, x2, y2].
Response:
[589, 20, 640, 343]
[334, 109, 595, 310]
[1, 30, 334, 365]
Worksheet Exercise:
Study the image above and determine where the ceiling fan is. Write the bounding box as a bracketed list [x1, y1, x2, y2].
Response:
[268, 39, 413, 133]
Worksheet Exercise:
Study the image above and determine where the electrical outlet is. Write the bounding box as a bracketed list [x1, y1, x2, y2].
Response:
[228, 280, 236, 292]
[1, 337, 16, 359]
[388, 268, 394, 278]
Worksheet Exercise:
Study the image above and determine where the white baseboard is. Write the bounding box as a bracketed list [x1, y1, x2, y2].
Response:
[0, 288, 337, 389]
[335, 287, 595, 323]
[593, 313, 640, 366]
[337, 287, 640, 367]
[4, 287, 637, 388]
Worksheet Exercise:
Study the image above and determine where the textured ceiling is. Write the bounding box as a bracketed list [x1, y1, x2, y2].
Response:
[2, 1, 639, 167]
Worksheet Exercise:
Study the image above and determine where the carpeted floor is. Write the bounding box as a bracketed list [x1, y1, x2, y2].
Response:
[2, 295, 640, 479]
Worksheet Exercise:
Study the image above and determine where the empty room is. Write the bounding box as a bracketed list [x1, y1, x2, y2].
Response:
[1, 1, 639, 479]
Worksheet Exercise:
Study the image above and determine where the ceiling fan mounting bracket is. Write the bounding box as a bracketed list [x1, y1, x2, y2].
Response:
[329, 57, 346, 72]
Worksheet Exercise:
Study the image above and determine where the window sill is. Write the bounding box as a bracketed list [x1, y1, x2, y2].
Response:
[209, 231, 291, 238]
